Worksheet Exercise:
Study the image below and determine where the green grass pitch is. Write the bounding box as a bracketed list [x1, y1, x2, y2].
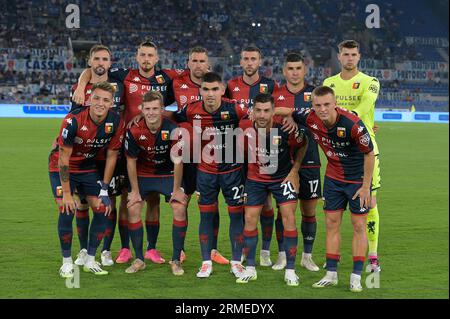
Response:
[0, 118, 448, 299]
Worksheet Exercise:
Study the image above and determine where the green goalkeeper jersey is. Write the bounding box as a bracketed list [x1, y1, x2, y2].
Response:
[323, 71, 380, 155]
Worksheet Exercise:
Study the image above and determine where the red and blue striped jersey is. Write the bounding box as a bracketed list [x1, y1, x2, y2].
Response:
[292, 107, 373, 183]
[109, 68, 183, 124]
[239, 119, 306, 182]
[273, 83, 321, 169]
[58, 107, 125, 173]
[226, 75, 276, 108]
[174, 98, 249, 174]
[125, 117, 181, 177]
[172, 71, 202, 110]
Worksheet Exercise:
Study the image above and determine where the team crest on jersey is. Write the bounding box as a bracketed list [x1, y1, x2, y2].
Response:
[304, 92, 312, 102]
[161, 130, 170, 141]
[259, 83, 268, 94]
[105, 123, 113, 133]
[337, 127, 346, 138]
[221, 111, 230, 120]
[272, 136, 282, 145]
[56, 186, 63, 197]
[352, 82, 360, 89]
[156, 75, 165, 84]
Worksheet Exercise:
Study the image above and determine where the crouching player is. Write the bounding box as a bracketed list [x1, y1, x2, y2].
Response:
[236, 93, 308, 286]
[278, 86, 375, 292]
[125, 91, 188, 276]
[57, 81, 125, 277]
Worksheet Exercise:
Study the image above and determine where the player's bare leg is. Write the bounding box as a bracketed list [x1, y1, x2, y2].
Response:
[366, 194, 381, 272]
[83, 196, 109, 275]
[144, 193, 165, 263]
[236, 206, 261, 284]
[116, 191, 132, 263]
[169, 200, 187, 276]
[125, 200, 146, 273]
[299, 199, 319, 271]
[350, 213, 368, 292]
[279, 202, 300, 286]
[313, 211, 342, 288]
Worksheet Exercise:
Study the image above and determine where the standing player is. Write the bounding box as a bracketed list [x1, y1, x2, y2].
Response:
[73, 40, 182, 265]
[226, 46, 277, 266]
[277, 86, 375, 292]
[172, 46, 229, 265]
[271, 52, 321, 272]
[236, 94, 308, 286]
[171, 72, 248, 279]
[50, 44, 125, 268]
[323, 40, 382, 272]
[56, 81, 124, 276]
[124, 91, 188, 276]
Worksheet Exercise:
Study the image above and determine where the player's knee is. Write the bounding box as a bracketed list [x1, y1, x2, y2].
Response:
[352, 218, 366, 234]
[171, 202, 187, 220]
[325, 216, 340, 230]
[244, 214, 258, 229]
[281, 212, 296, 229]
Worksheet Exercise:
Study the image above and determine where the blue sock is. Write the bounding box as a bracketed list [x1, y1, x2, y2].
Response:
[172, 219, 187, 261]
[146, 220, 160, 250]
[118, 219, 130, 249]
[199, 204, 215, 261]
[58, 208, 74, 258]
[353, 256, 365, 275]
[301, 215, 317, 254]
[243, 229, 258, 267]
[212, 210, 220, 250]
[326, 254, 340, 272]
[75, 208, 89, 250]
[275, 211, 284, 252]
[102, 208, 117, 251]
[129, 220, 144, 261]
[283, 229, 298, 269]
[87, 207, 108, 256]
[260, 208, 274, 251]
[228, 206, 244, 262]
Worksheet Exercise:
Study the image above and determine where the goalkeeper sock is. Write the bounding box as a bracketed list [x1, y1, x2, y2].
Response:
[366, 205, 379, 258]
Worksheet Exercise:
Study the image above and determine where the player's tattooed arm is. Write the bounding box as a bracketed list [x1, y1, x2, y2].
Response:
[58, 145, 76, 214]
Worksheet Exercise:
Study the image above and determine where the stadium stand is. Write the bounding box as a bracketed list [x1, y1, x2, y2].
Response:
[0, 0, 448, 111]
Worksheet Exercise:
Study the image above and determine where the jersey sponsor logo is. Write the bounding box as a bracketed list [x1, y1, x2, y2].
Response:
[156, 75, 165, 84]
[233, 86, 240, 92]
[74, 137, 83, 144]
[133, 77, 140, 82]
[62, 128, 69, 139]
[272, 135, 282, 145]
[221, 111, 230, 120]
[304, 92, 312, 102]
[337, 127, 346, 138]
[80, 125, 88, 131]
[56, 186, 63, 197]
[105, 123, 113, 134]
[161, 130, 170, 141]
[352, 82, 360, 89]
[359, 133, 370, 147]
[180, 84, 189, 89]
[129, 83, 138, 94]
[277, 95, 285, 101]
[139, 134, 147, 140]
[368, 84, 378, 94]
[259, 83, 268, 94]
